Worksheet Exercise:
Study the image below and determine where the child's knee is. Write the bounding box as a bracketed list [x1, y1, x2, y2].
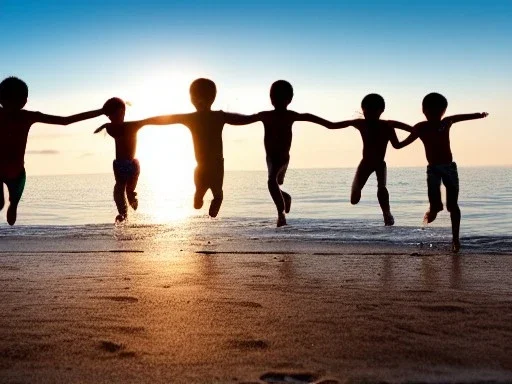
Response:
[213, 190, 223, 201]
[447, 202, 459, 213]
[267, 178, 278, 189]
[194, 194, 204, 209]
[377, 186, 388, 195]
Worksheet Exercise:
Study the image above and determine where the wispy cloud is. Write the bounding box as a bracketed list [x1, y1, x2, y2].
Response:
[26, 150, 59, 155]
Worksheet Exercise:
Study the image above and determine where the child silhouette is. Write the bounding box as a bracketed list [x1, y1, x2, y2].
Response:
[0, 76, 104, 225]
[329, 94, 412, 225]
[396, 93, 488, 252]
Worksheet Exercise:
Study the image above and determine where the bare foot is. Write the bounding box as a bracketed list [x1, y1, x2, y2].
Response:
[209, 199, 222, 218]
[194, 194, 204, 210]
[7, 204, 18, 226]
[423, 209, 438, 224]
[128, 192, 138, 210]
[115, 214, 126, 223]
[383, 212, 395, 226]
[276, 213, 287, 227]
[283, 194, 292, 214]
[452, 239, 461, 253]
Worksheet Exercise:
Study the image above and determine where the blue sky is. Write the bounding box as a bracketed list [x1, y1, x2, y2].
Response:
[1, 0, 511, 174]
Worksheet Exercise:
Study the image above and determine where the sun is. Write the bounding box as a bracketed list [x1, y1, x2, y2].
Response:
[123, 71, 199, 223]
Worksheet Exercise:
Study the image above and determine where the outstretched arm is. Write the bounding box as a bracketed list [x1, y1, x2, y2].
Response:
[295, 113, 335, 129]
[388, 120, 413, 132]
[328, 119, 362, 130]
[443, 112, 488, 125]
[388, 128, 402, 149]
[35, 109, 103, 125]
[224, 112, 261, 126]
[394, 127, 420, 149]
[137, 113, 191, 127]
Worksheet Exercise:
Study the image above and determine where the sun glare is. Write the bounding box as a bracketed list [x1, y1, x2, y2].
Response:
[126, 71, 198, 223]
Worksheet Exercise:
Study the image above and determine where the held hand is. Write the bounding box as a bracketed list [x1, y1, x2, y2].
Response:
[94, 123, 109, 134]
[480, 112, 489, 118]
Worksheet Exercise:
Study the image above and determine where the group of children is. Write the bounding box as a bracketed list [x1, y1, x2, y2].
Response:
[0, 76, 488, 252]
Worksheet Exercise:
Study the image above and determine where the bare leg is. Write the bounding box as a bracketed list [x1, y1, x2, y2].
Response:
[268, 178, 286, 226]
[5, 170, 26, 226]
[208, 162, 225, 218]
[378, 187, 394, 226]
[193, 166, 208, 210]
[126, 161, 140, 210]
[444, 164, 461, 253]
[276, 165, 291, 214]
[0, 183, 4, 212]
[351, 161, 372, 205]
[425, 167, 443, 224]
[282, 191, 291, 214]
[209, 190, 223, 218]
[450, 206, 461, 253]
[267, 158, 289, 227]
[376, 162, 394, 226]
[113, 181, 128, 222]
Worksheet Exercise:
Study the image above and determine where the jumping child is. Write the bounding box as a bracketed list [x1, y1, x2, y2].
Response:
[396, 92, 488, 252]
[0, 76, 104, 225]
[329, 94, 413, 225]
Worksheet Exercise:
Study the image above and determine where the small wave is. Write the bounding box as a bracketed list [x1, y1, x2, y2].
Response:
[2, 217, 509, 253]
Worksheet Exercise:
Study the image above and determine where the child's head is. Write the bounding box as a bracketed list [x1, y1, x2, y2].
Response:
[103, 97, 126, 123]
[422, 93, 448, 121]
[190, 78, 216, 111]
[361, 93, 385, 120]
[0, 76, 29, 110]
[270, 80, 293, 109]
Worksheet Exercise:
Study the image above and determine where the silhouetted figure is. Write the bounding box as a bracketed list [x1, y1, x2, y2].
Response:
[329, 94, 412, 225]
[98, 79, 258, 219]
[396, 93, 488, 253]
[0, 76, 104, 225]
[256, 81, 337, 227]
[95, 98, 144, 222]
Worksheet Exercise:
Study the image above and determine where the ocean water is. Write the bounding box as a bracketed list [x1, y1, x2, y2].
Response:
[0, 167, 511, 252]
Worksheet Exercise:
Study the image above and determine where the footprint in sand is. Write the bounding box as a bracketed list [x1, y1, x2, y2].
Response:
[418, 304, 467, 313]
[96, 296, 139, 303]
[229, 339, 269, 350]
[259, 372, 320, 384]
[99, 341, 123, 353]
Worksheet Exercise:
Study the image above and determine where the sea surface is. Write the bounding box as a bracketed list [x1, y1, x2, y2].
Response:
[1, 167, 511, 252]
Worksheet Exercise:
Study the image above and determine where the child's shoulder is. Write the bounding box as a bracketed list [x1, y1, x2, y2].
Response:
[1, 108, 41, 124]
[414, 120, 430, 129]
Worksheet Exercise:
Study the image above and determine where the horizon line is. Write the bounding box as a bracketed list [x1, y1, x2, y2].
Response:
[30, 164, 512, 177]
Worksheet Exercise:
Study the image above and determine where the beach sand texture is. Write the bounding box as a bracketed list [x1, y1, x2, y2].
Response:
[1, 239, 511, 383]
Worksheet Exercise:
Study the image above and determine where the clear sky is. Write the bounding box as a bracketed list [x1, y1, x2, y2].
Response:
[1, 0, 511, 175]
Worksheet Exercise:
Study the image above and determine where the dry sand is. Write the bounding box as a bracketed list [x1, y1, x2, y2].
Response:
[0, 238, 511, 383]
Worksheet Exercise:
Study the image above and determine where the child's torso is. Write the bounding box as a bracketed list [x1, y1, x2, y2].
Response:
[417, 121, 453, 165]
[0, 110, 36, 178]
[261, 110, 294, 160]
[358, 120, 391, 163]
[186, 111, 225, 165]
[107, 123, 138, 160]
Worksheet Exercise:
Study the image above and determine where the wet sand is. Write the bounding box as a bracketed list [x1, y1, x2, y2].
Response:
[1, 238, 511, 383]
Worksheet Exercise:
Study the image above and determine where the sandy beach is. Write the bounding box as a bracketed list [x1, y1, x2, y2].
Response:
[1, 238, 511, 383]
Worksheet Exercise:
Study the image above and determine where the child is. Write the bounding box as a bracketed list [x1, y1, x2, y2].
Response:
[96, 79, 257, 220]
[244, 80, 335, 227]
[0, 76, 104, 225]
[329, 94, 413, 226]
[95, 97, 147, 223]
[396, 92, 488, 252]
